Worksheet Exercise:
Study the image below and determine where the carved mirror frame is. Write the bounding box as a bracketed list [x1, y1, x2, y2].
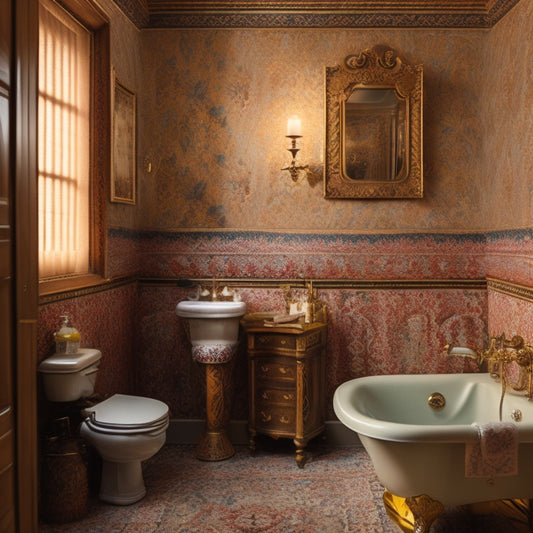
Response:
[324, 46, 423, 199]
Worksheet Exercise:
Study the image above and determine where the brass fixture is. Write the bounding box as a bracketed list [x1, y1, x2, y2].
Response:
[281, 115, 308, 182]
[445, 334, 533, 421]
[280, 281, 328, 324]
[193, 278, 239, 302]
[427, 392, 446, 411]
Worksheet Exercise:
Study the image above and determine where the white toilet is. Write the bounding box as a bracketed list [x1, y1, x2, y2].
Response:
[38, 348, 169, 505]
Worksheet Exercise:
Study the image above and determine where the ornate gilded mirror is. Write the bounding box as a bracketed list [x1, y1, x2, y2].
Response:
[324, 46, 423, 199]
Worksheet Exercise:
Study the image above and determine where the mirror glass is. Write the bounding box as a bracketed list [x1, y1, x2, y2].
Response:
[344, 88, 405, 181]
[325, 46, 423, 199]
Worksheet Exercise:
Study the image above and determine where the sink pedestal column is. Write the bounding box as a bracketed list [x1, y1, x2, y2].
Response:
[193, 343, 237, 461]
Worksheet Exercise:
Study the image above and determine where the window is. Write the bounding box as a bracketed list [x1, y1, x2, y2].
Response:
[38, 0, 109, 294]
[39, 0, 90, 278]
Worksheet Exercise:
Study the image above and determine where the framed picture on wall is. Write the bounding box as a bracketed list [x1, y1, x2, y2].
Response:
[111, 69, 136, 204]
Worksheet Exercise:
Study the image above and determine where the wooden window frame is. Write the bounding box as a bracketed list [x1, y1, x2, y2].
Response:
[38, 0, 110, 297]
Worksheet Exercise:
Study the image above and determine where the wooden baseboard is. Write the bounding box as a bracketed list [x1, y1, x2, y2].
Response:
[166, 419, 361, 447]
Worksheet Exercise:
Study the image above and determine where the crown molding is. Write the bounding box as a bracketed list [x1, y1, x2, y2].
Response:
[113, 0, 149, 27]
[111, 0, 523, 29]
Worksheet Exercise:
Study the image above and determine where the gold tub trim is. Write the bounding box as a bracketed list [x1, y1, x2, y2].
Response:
[383, 490, 531, 533]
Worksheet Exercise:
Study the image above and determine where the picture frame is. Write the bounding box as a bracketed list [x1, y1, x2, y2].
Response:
[111, 69, 136, 204]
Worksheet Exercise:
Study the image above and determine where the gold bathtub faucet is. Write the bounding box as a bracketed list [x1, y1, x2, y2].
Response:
[445, 334, 533, 420]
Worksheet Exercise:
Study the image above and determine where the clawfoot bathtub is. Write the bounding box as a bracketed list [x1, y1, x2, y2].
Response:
[333, 373, 533, 532]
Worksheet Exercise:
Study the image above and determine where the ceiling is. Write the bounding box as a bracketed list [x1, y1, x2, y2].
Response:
[117, 0, 521, 28]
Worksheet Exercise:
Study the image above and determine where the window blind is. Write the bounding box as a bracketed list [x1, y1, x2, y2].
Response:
[38, 0, 91, 278]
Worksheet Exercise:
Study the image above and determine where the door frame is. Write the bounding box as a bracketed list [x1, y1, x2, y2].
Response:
[13, 0, 39, 530]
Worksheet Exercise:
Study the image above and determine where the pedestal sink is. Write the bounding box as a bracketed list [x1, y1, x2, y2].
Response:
[176, 300, 246, 460]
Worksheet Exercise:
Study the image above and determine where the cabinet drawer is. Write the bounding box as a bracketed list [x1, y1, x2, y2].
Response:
[256, 405, 295, 431]
[255, 334, 296, 350]
[256, 388, 296, 405]
[255, 360, 296, 382]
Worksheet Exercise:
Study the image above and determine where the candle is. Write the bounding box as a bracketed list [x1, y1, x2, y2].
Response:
[286, 115, 302, 137]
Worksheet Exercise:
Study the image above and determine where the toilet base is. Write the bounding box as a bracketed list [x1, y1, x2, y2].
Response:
[99, 459, 146, 505]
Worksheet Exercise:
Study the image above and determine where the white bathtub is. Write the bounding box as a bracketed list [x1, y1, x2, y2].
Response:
[333, 373, 533, 507]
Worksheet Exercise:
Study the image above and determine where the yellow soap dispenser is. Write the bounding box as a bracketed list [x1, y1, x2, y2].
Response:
[54, 315, 80, 354]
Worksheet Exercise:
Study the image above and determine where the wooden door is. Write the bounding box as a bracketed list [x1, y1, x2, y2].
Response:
[1, 0, 39, 531]
[0, 0, 16, 530]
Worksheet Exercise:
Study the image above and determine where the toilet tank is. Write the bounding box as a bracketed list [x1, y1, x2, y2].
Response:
[38, 348, 102, 402]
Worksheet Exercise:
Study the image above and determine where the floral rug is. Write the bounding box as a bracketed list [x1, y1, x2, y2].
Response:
[39, 439, 396, 532]
[39, 439, 528, 532]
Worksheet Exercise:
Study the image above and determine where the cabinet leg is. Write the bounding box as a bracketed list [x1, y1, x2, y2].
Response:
[249, 429, 256, 455]
[294, 438, 308, 468]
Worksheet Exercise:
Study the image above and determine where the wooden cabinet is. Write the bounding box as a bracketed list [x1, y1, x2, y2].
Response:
[243, 319, 327, 467]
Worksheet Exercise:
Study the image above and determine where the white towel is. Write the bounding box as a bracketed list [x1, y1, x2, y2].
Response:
[465, 422, 518, 478]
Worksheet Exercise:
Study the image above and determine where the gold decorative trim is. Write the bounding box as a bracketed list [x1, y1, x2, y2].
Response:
[42, 277, 533, 307]
[40, 276, 489, 306]
[39, 277, 136, 305]
[487, 277, 533, 303]
[140, 277, 487, 291]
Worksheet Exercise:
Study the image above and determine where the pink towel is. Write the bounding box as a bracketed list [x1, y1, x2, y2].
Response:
[465, 422, 518, 478]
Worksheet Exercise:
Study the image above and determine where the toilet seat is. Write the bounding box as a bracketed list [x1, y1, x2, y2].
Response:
[84, 416, 169, 435]
[83, 394, 169, 435]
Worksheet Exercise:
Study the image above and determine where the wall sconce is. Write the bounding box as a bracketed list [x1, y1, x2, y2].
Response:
[282, 115, 308, 182]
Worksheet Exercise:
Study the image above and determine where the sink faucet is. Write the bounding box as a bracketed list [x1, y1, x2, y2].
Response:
[197, 278, 238, 302]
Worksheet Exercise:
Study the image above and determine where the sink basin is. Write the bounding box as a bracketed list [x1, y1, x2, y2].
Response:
[176, 300, 246, 319]
[176, 300, 247, 346]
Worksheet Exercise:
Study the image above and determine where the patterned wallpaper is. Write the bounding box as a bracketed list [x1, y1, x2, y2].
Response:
[481, 0, 533, 230]
[37, 0, 533, 423]
[138, 28, 486, 232]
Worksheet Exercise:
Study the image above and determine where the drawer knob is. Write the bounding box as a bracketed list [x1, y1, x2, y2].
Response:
[260, 411, 271, 423]
[262, 392, 270, 400]
[280, 416, 290, 424]
[283, 393, 294, 401]
[279, 367, 290, 374]
[260, 365, 269, 373]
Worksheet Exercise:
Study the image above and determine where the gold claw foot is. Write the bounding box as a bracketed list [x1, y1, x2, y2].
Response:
[383, 490, 444, 533]
[407, 494, 444, 533]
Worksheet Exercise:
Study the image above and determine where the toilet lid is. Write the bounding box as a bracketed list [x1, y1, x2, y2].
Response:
[85, 394, 169, 430]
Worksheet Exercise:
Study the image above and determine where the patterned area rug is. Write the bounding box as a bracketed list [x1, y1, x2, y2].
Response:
[39, 439, 397, 532]
[39, 439, 530, 532]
